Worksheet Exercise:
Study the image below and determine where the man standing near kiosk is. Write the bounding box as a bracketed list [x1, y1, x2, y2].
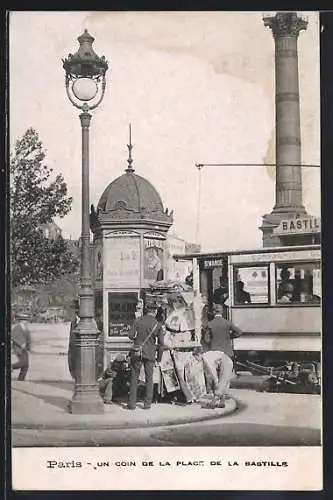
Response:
[127, 302, 165, 410]
[202, 303, 242, 408]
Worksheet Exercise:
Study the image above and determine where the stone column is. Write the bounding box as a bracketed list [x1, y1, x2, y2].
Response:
[264, 12, 307, 213]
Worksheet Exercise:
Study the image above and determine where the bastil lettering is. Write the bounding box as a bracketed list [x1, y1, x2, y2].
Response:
[276, 217, 320, 234]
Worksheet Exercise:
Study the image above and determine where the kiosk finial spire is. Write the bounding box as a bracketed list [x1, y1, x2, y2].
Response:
[125, 123, 134, 173]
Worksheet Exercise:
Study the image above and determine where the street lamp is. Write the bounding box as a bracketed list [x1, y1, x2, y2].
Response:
[62, 30, 108, 414]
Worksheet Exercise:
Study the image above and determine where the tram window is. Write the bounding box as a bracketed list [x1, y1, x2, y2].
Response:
[233, 266, 269, 304]
[276, 263, 321, 304]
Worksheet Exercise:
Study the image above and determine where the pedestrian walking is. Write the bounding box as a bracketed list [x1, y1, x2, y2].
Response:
[11, 311, 32, 381]
[201, 303, 242, 408]
[127, 302, 165, 410]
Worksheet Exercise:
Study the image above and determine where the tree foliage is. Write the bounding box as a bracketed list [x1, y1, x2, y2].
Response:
[10, 128, 79, 287]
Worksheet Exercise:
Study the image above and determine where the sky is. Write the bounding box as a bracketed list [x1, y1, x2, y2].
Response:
[9, 11, 320, 251]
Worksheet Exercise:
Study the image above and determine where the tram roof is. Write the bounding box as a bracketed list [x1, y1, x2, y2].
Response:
[174, 244, 321, 261]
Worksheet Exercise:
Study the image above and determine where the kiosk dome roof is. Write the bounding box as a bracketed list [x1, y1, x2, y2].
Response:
[94, 126, 173, 226]
[97, 170, 164, 215]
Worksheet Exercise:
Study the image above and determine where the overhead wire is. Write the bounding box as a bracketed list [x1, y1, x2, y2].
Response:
[193, 161, 320, 246]
[195, 163, 320, 168]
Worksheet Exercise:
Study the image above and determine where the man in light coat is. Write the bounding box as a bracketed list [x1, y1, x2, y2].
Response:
[201, 304, 242, 407]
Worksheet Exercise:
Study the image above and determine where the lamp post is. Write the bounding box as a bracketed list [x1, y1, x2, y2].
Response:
[63, 30, 108, 414]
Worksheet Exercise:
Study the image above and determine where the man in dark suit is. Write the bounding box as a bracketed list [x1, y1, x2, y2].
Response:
[202, 304, 242, 407]
[213, 276, 229, 305]
[128, 303, 165, 410]
[213, 276, 229, 318]
[235, 280, 251, 304]
[11, 311, 32, 381]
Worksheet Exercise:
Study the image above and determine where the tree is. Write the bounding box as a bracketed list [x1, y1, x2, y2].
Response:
[10, 128, 79, 287]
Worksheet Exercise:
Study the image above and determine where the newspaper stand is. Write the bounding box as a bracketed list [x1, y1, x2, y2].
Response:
[145, 281, 207, 402]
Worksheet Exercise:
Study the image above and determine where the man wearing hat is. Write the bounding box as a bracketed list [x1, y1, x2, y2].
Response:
[127, 301, 165, 410]
[11, 311, 32, 381]
[201, 303, 242, 408]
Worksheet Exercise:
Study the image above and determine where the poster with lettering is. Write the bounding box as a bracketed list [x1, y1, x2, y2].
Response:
[144, 237, 165, 281]
[184, 355, 206, 400]
[9, 10, 323, 494]
[159, 350, 180, 393]
[108, 292, 138, 337]
[104, 236, 140, 287]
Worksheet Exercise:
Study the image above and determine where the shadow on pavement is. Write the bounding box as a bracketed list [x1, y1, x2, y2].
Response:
[12, 421, 320, 448]
[28, 380, 74, 391]
[12, 385, 71, 412]
[150, 422, 321, 446]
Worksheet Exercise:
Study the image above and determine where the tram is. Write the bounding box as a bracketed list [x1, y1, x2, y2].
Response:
[175, 244, 321, 373]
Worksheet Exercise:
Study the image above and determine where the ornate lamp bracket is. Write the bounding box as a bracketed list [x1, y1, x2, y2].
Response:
[63, 29, 108, 111]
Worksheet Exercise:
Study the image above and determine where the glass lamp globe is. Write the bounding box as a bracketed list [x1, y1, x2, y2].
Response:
[72, 77, 98, 101]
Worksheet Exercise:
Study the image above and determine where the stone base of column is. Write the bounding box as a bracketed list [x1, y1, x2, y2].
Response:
[260, 212, 282, 247]
[260, 209, 316, 248]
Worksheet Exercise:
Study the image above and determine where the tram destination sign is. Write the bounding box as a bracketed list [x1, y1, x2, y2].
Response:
[274, 216, 321, 235]
[203, 258, 224, 269]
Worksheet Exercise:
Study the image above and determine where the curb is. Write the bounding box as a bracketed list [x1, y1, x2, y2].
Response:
[12, 398, 239, 431]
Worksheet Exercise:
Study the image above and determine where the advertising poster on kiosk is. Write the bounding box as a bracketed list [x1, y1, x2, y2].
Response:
[144, 237, 164, 281]
[104, 235, 140, 287]
[8, 9, 323, 495]
[108, 292, 138, 337]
